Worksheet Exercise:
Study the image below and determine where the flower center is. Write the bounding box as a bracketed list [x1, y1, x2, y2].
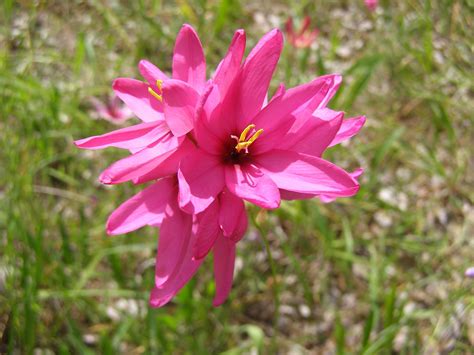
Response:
[148, 80, 163, 102]
[231, 124, 263, 154]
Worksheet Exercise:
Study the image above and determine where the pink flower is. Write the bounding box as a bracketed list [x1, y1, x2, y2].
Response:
[75, 26, 365, 308]
[364, 0, 378, 12]
[90, 95, 133, 124]
[285, 16, 319, 49]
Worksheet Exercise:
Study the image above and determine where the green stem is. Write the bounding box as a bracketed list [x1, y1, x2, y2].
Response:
[253, 213, 281, 340]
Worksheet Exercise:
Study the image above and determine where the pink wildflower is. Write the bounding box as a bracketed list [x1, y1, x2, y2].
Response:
[364, 0, 378, 12]
[285, 16, 319, 49]
[75, 26, 365, 308]
[90, 95, 133, 124]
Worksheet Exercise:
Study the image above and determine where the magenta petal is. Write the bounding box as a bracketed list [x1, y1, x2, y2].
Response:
[178, 150, 225, 214]
[213, 30, 246, 97]
[309, 74, 342, 111]
[193, 199, 221, 260]
[193, 84, 229, 154]
[132, 138, 197, 184]
[212, 236, 236, 307]
[138, 59, 169, 86]
[99, 133, 179, 184]
[74, 121, 168, 151]
[113, 78, 163, 122]
[281, 109, 344, 157]
[154, 203, 199, 288]
[238, 29, 283, 126]
[162, 79, 200, 136]
[319, 168, 364, 203]
[250, 75, 339, 154]
[106, 177, 175, 235]
[219, 190, 248, 242]
[225, 164, 280, 209]
[151, 212, 203, 307]
[172, 24, 206, 92]
[329, 115, 366, 147]
[255, 150, 359, 197]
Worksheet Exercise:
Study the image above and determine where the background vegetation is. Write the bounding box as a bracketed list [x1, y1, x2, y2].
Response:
[1, 0, 473, 353]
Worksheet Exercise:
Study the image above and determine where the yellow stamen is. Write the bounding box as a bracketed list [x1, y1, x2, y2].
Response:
[148, 87, 162, 102]
[239, 124, 255, 142]
[148, 80, 164, 103]
[234, 124, 264, 153]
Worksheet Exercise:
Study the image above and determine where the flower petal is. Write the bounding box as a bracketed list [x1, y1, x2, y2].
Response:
[99, 133, 180, 184]
[178, 150, 225, 214]
[151, 212, 203, 308]
[193, 84, 229, 154]
[310, 74, 342, 110]
[255, 150, 359, 197]
[279, 108, 344, 157]
[238, 29, 283, 127]
[113, 78, 164, 122]
[212, 236, 236, 307]
[138, 59, 169, 86]
[106, 177, 176, 235]
[132, 138, 197, 184]
[193, 199, 221, 260]
[152, 203, 202, 295]
[225, 164, 280, 209]
[319, 168, 364, 202]
[249, 75, 340, 154]
[74, 121, 168, 151]
[213, 30, 246, 97]
[172, 24, 206, 92]
[219, 190, 248, 242]
[329, 115, 366, 147]
[162, 79, 200, 136]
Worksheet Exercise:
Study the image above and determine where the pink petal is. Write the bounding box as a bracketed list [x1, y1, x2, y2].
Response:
[309, 74, 342, 111]
[138, 59, 169, 86]
[193, 199, 221, 260]
[279, 108, 344, 157]
[150, 213, 203, 307]
[153, 203, 197, 288]
[178, 150, 225, 214]
[238, 29, 283, 127]
[172, 24, 206, 92]
[219, 190, 248, 242]
[255, 150, 359, 196]
[113, 78, 164, 122]
[329, 115, 366, 147]
[132, 138, 197, 184]
[193, 84, 228, 154]
[270, 83, 286, 102]
[250, 75, 339, 154]
[99, 133, 180, 184]
[213, 30, 246, 97]
[162, 79, 200, 136]
[106, 177, 176, 235]
[212, 236, 236, 307]
[319, 168, 364, 202]
[225, 164, 280, 209]
[74, 121, 168, 151]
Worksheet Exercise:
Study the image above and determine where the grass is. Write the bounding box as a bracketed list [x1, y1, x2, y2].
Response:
[1, 0, 473, 353]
